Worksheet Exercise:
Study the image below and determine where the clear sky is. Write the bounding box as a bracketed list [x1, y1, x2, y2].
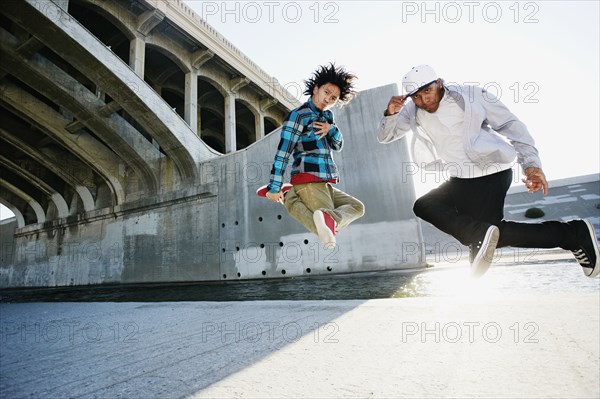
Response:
[1, 1, 598, 220]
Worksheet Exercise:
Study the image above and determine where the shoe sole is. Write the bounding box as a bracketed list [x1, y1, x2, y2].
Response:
[471, 225, 499, 278]
[313, 210, 336, 249]
[256, 184, 292, 204]
[582, 219, 600, 278]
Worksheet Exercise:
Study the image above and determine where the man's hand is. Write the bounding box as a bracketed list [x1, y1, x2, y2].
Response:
[312, 121, 330, 139]
[385, 95, 409, 116]
[523, 167, 549, 195]
[266, 191, 284, 204]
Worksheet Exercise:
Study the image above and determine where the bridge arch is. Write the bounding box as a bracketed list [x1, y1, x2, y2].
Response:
[68, 0, 135, 64]
[0, 0, 297, 229]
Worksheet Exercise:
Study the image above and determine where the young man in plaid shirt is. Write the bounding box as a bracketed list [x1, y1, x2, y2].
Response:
[264, 63, 364, 249]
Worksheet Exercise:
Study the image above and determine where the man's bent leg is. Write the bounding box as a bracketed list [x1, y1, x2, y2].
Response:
[413, 170, 512, 245]
[413, 180, 481, 245]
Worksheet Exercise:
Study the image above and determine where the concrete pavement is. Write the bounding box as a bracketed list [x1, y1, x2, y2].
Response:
[1, 289, 599, 398]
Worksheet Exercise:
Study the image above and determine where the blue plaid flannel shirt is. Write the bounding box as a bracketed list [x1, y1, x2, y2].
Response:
[268, 98, 343, 193]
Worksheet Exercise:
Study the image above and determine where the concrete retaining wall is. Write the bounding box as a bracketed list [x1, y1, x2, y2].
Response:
[0, 84, 424, 288]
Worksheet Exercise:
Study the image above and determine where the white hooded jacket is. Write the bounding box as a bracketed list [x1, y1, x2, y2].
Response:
[377, 84, 542, 172]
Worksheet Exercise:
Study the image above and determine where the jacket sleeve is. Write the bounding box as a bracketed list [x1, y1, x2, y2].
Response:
[479, 88, 542, 170]
[268, 110, 303, 193]
[377, 105, 413, 144]
[324, 111, 343, 151]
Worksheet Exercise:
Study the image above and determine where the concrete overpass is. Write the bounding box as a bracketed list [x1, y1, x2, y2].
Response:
[0, 0, 423, 287]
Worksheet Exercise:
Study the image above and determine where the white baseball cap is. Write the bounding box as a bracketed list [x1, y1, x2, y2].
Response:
[402, 65, 438, 96]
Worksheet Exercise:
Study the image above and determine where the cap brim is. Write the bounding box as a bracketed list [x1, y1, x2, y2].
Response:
[405, 80, 437, 97]
[405, 88, 419, 97]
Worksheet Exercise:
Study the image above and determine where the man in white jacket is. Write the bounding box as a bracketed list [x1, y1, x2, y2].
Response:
[377, 65, 599, 278]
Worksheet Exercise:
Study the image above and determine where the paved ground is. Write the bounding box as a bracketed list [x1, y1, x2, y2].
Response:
[1, 287, 599, 398]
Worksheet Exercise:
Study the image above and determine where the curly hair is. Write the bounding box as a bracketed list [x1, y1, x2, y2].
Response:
[303, 63, 358, 105]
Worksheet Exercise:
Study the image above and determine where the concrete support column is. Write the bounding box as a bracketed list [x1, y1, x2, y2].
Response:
[224, 77, 249, 153]
[129, 36, 145, 78]
[224, 92, 236, 153]
[255, 112, 265, 142]
[184, 71, 198, 134]
[259, 97, 278, 140]
[197, 105, 202, 137]
[191, 49, 213, 139]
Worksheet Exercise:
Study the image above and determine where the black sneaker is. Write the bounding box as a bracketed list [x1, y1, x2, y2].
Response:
[571, 219, 599, 278]
[470, 225, 500, 278]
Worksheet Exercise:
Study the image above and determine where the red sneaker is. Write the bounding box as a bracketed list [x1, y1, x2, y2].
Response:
[313, 210, 337, 249]
[256, 183, 292, 198]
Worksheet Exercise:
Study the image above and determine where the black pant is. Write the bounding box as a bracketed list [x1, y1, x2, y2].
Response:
[413, 169, 578, 250]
